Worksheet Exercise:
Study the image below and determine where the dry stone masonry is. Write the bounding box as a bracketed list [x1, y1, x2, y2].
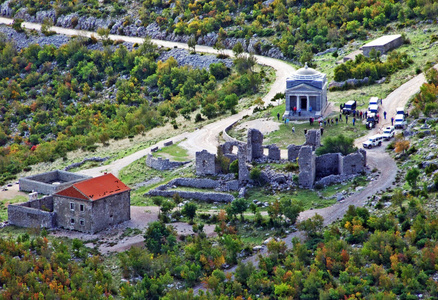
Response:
[146, 154, 190, 171]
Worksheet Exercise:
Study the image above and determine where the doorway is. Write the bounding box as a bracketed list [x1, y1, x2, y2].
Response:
[300, 97, 307, 110]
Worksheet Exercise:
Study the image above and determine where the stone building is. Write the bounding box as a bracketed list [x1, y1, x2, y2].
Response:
[284, 63, 328, 119]
[54, 173, 131, 234]
[361, 34, 403, 57]
[10, 173, 131, 234]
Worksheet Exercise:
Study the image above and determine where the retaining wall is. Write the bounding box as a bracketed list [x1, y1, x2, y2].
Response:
[148, 190, 235, 202]
[146, 154, 190, 171]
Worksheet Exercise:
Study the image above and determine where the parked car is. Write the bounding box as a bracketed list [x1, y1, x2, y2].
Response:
[368, 104, 379, 114]
[381, 126, 395, 140]
[394, 114, 407, 129]
[369, 97, 379, 106]
[396, 107, 407, 117]
[343, 100, 357, 115]
[363, 135, 384, 149]
[366, 113, 378, 129]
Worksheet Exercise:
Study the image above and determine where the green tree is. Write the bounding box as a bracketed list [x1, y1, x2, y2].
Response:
[316, 134, 357, 156]
[406, 168, 420, 189]
[188, 35, 197, 53]
[281, 199, 303, 224]
[144, 221, 177, 254]
[182, 202, 197, 221]
[227, 198, 249, 220]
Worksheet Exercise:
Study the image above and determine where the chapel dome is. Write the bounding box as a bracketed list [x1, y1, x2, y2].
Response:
[288, 62, 325, 81]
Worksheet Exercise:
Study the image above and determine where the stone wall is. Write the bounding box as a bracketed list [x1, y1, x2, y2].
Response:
[342, 151, 365, 175]
[238, 144, 250, 183]
[170, 178, 219, 189]
[305, 129, 321, 150]
[196, 150, 217, 176]
[267, 145, 281, 160]
[298, 146, 316, 188]
[315, 153, 341, 179]
[146, 154, 190, 171]
[287, 144, 302, 162]
[247, 129, 264, 161]
[148, 189, 235, 203]
[19, 171, 90, 195]
[64, 157, 109, 171]
[8, 196, 55, 229]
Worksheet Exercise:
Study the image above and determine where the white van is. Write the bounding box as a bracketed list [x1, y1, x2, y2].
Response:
[396, 107, 405, 116]
[363, 135, 384, 149]
[369, 97, 379, 106]
[394, 114, 406, 129]
[368, 104, 379, 114]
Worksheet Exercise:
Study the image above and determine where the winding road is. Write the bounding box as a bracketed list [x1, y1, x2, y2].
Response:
[0, 16, 428, 286]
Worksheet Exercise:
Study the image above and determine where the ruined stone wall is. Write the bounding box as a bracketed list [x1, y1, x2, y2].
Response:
[222, 121, 242, 144]
[298, 146, 316, 188]
[171, 178, 220, 189]
[267, 145, 281, 160]
[341, 151, 365, 175]
[146, 154, 190, 171]
[196, 150, 217, 176]
[315, 153, 341, 179]
[238, 144, 250, 183]
[287, 145, 302, 162]
[247, 129, 264, 161]
[305, 129, 321, 150]
[148, 189, 235, 203]
[8, 196, 55, 229]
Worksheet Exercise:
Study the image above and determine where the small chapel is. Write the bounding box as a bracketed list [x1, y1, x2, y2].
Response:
[283, 63, 328, 119]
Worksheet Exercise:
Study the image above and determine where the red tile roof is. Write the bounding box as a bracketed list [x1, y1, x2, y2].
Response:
[55, 173, 130, 201]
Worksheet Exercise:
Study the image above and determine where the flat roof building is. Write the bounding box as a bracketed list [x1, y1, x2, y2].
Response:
[361, 34, 403, 57]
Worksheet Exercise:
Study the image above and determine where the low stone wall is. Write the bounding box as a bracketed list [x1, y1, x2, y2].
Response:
[222, 121, 243, 144]
[19, 171, 90, 194]
[64, 157, 109, 171]
[342, 152, 365, 175]
[8, 196, 55, 229]
[146, 154, 190, 171]
[170, 178, 220, 189]
[147, 190, 235, 203]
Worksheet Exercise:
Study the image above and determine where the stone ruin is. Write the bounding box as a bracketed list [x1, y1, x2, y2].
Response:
[19, 170, 91, 195]
[194, 128, 367, 189]
[146, 154, 190, 171]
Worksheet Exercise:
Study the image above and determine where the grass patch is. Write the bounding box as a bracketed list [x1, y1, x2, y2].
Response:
[152, 143, 190, 161]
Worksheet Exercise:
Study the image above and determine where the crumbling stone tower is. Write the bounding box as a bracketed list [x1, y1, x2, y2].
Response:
[298, 146, 316, 188]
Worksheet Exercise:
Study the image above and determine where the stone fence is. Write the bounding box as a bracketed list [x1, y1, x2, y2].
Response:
[222, 121, 243, 144]
[146, 154, 191, 171]
[8, 196, 55, 229]
[64, 157, 109, 171]
[147, 189, 235, 203]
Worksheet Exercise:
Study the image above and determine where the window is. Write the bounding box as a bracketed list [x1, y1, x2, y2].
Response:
[80, 219, 85, 226]
[70, 202, 75, 211]
[70, 218, 75, 225]
[80, 204, 84, 212]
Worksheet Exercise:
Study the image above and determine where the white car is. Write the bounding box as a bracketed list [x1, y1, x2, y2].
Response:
[381, 126, 395, 140]
[363, 135, 384, 149]
[394, 114, 407, 129]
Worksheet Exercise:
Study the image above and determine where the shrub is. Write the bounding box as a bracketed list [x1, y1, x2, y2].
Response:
[195, 113, 204, 123]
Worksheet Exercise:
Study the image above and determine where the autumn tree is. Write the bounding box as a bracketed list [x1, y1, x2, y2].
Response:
[395, 140, 410, 153]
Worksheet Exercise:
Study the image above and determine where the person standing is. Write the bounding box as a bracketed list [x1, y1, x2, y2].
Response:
[383, 111, 387, 120]
[353, 117, 356, 126]
[298, 108, 302, 116]
[292, 127, 295, 133]
[346, 115, 348, 123]
[391, 117, 394, 126]
[277, 112, 280, 121]
[335, 117, 338, 124]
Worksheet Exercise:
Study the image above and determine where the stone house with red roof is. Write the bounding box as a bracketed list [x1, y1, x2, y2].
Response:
[9, 173, 131, 234]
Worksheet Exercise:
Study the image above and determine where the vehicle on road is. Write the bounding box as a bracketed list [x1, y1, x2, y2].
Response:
[343, 100, 357, 115]
[363, 135, 384, 149]
[369, 97, 380, 106]
[396, 107, 405, 116]
[366, 113, 379, 129]
[394, 114, 407, 129]
[368, 104, 379, 114]
[381, 126, 395, 140]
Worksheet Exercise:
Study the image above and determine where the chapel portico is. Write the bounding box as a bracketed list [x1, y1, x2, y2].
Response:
[284, 63, 328, 119]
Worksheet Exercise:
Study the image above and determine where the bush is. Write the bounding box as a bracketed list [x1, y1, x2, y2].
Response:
[425, 164, 438, 175]
[316, 134, 357, 156]
[195, 113, 204, 123]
